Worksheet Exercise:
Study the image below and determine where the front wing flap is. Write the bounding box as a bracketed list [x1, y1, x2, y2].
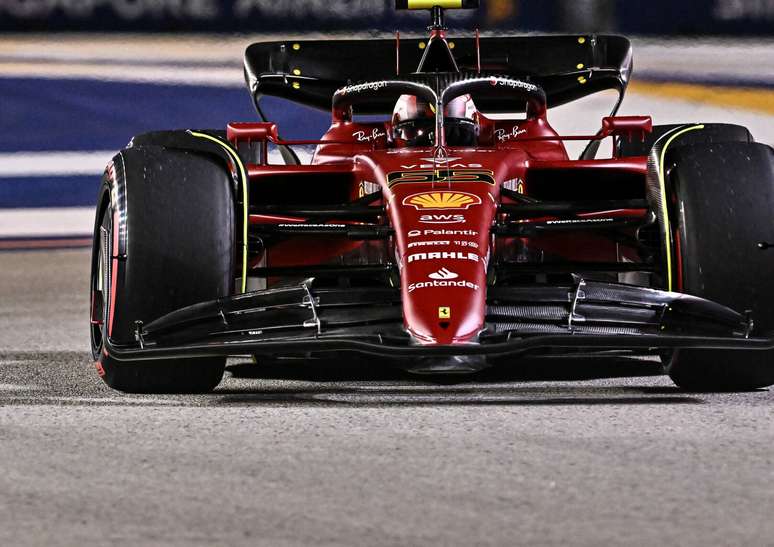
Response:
[103, 280, 774, 362]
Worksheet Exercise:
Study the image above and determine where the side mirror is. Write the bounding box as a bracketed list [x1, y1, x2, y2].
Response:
[226, 122, 279, 165]
[227, 122, 279, 143]
[601, 116, 653, 142]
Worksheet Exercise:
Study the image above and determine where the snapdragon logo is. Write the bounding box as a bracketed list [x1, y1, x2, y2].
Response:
[488, 78, 540, 92]
[340, 81, 387, 95]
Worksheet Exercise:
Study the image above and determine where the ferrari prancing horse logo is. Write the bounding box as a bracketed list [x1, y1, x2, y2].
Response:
[403, 191, 482, 210]
[438, 307, 451, 319]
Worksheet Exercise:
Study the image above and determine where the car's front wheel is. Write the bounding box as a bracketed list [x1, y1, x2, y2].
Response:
[90, 146, 235, 393]
[662, 141, 774, 391]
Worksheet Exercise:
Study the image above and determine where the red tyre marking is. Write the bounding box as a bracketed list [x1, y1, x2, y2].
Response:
[89, 289, 103, 326]
[95, 361, 106, 377]
[108, 210, 120, 337]
[674, 228, 683, 292]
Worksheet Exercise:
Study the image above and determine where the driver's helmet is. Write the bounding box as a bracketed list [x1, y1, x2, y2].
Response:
[391, 94, 478, 147]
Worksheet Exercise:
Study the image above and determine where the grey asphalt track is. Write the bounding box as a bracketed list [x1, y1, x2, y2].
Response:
[1, 249, 774, 546]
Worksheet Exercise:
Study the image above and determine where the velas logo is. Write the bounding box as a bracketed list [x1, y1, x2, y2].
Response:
[428, 267, 458, 280]
[403, 191, 482, 211]
[400, 162, 482, 169]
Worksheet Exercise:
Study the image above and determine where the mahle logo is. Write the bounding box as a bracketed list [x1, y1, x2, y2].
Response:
[407, 251, 479, 264]
[403, 191, 482, 211]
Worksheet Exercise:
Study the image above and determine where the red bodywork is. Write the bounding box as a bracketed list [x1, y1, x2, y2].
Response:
[230, 101, 649, 347]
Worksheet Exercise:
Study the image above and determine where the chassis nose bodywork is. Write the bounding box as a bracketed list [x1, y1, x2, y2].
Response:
[389, 181, 497, 345]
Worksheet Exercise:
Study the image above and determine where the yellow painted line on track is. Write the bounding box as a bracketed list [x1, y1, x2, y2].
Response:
[629, 81, 774, 116]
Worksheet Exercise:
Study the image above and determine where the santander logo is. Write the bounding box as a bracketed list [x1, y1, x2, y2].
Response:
[428, 268, 458, 280]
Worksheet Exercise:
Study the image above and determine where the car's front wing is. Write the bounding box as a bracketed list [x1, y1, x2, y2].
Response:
[102, 279, 774, 368]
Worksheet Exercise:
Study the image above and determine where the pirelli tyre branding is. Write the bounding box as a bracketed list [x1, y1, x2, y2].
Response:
[403, 191, 482, 211]
[387, 168, 495, 188]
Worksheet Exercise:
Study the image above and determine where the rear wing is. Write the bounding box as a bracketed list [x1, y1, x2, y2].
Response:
[243, 35, 632, 114]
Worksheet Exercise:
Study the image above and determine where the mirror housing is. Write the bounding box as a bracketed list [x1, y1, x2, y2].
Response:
[601, 116, 653, 141]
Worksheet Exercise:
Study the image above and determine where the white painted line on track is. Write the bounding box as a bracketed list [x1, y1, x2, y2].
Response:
[0, 207, 94, 237]
[0, 383, 39, 391]
[0, 64, 244, 87]
[0, 151, 114, 177]
[39, 397, 181, 405]
[0, 150, 314, 178]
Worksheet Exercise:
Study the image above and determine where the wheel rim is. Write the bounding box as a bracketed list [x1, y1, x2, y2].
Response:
[90, 204, 112, 358]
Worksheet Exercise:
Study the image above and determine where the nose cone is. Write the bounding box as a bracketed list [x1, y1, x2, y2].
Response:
[402, 248, 486, 344]
[389, 186, 496, 345]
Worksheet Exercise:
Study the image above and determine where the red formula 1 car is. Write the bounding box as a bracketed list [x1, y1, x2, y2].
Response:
[90, 1, 774, 393]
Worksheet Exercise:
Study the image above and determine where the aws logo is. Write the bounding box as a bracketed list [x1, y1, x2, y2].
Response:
[402, 191, 482, 211]
[387, 168, 495, 188]
[419, 214, 465, 224]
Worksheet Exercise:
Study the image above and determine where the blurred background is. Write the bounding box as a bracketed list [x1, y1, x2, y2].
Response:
[0, 0, 772, 248]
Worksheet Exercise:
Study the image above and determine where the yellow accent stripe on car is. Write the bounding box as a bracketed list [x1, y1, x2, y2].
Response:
[407, 0, 462, 8]
[188, 131, 249, 294]
[658, 124, 704, 291]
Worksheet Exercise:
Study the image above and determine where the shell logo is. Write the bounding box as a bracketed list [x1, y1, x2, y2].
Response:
[403, 191, 482, 210]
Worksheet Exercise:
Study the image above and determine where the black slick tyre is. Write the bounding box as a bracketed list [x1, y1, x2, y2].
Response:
[663, 141, 774, 391]
[90, 146, 235, 393]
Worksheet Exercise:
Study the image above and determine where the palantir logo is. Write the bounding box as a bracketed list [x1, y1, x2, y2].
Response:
[428, 268, 458, 280]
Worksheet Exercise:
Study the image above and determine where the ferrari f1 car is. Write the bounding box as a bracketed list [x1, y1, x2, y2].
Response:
[90, 1, 774, 393]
